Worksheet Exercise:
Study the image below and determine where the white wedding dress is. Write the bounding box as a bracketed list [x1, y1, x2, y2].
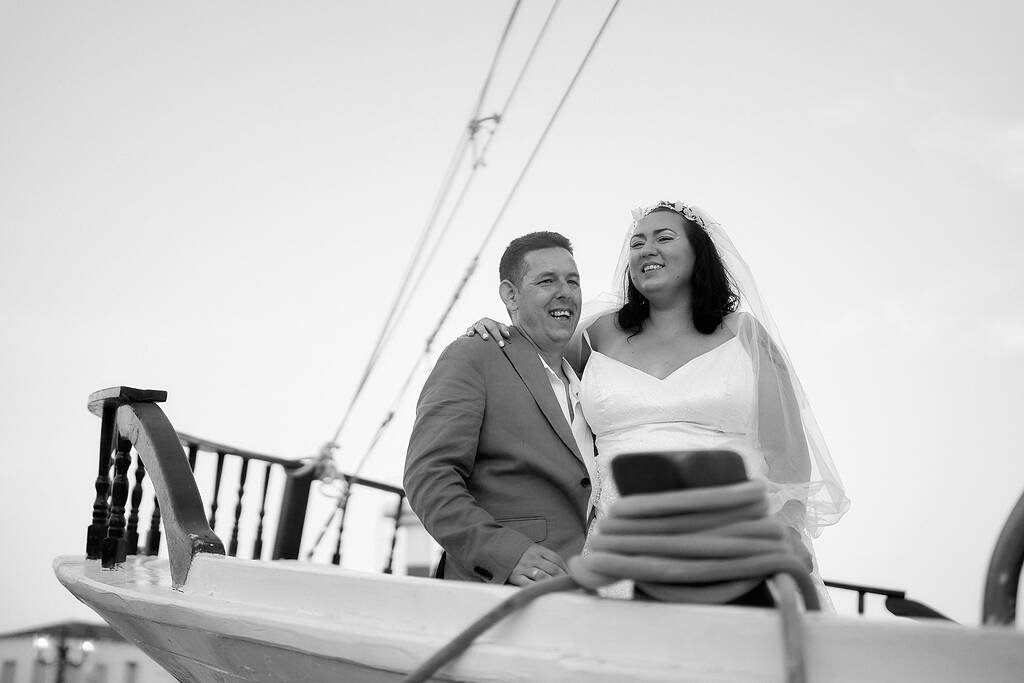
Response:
[579, 332, 833, 609]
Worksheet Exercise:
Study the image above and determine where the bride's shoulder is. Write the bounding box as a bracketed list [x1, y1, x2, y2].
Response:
[723, 311, 762, 335]
[724, 311, 790, 366]
[584, 311, 621, 348]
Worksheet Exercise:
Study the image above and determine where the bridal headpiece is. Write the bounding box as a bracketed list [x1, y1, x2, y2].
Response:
[630, 200, 708, 231]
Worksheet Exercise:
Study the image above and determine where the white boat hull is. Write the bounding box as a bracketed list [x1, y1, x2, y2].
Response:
[55, 554, 1024, 682]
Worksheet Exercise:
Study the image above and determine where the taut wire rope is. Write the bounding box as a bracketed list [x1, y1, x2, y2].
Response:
[327, 0, 614, 493]
[324, 1, 523, 451]
[464, 0, 622, 269]
[306, 0, 617, 559]
[386, 0, 564, 335]
[304, 3, 535, 557]
[307, 1, 564, 510]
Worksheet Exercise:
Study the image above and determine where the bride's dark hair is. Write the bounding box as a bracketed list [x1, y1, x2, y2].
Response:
[617, 208, 739, 336]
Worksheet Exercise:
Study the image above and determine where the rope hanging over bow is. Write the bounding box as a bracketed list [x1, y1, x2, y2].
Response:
[403, 480, 817, 683]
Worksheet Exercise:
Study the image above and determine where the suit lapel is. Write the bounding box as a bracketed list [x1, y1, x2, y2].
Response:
[502, 328, 584, 464]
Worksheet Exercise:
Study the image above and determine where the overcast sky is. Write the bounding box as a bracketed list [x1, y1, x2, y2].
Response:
[2, 0, 1023, 632]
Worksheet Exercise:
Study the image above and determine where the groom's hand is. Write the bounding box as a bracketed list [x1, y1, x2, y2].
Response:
[509, 544, 568, 586]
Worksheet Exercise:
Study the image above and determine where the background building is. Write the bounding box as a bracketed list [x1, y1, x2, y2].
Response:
[0, 622, 174, 683]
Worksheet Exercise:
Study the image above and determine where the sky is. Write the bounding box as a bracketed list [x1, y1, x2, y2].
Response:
[2, 0, 1023, 632]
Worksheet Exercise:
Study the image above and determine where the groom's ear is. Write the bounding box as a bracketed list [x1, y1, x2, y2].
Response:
[499, 279, 518, 312]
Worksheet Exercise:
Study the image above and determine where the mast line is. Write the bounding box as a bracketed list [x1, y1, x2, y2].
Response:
[326, 1, 524, 447]
[340, 0, 623, 479]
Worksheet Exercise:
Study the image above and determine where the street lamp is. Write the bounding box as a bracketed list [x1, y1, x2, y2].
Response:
[33, 628, 94, 683]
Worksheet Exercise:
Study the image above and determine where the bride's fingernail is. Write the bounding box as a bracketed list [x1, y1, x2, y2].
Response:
[499, 341, 505, 347]
[482, 333, 488, 339]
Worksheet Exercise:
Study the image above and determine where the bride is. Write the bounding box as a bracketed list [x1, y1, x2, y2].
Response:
[471, 200, 849, 606]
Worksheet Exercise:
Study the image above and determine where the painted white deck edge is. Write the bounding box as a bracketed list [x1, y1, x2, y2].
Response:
[55, 554, 1024, 682]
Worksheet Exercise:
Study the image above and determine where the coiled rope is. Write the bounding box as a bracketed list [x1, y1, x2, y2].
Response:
[570, 480, 820, 610]
[402, 480, 815, 683]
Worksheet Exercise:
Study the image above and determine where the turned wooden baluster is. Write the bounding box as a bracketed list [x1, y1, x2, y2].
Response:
[86, 403, 116, 559]
[252, 464, 272, 560]
[144, 495, 162, 556]
[331, 492, 352, 566]
[208, 450, 226, 532]
[125, 453, 147, 555]
[383, 493, 405, 575]
[102, 436, 133, 568]
[228, 457, 249, 557]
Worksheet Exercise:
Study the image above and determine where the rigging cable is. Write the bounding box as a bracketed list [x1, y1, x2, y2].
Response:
[324, 1, 524, 450]
[325, 132, 467, 446]
[341, 0, 619, 477]
[439, 0, 623, 304]
[305, 2, 529, 559]
[304, 0, 610, 560]
[378, 0, 564, 372]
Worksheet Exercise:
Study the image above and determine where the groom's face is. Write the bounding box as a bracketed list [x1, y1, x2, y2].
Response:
[502, 247, 581, 353]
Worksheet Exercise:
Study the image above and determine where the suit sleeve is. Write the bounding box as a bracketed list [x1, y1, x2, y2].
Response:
[403, 341, 535, 584]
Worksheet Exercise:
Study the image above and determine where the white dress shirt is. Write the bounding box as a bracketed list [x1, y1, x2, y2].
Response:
[538, 354, 598, 516]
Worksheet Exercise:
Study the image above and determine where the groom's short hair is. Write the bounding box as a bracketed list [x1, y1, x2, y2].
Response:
[499, 231, 574, 285]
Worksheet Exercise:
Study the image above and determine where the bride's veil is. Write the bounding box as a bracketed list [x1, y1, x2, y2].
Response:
[577, 201, 850, 538]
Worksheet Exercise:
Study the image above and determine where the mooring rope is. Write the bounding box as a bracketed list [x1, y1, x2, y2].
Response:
[402, 480, 815, 683]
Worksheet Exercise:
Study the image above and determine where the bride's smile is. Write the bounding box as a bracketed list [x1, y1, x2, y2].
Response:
[628, 212, 695, 298]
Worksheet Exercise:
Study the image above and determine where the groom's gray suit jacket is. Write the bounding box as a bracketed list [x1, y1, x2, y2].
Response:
[403, 327, 592, 584]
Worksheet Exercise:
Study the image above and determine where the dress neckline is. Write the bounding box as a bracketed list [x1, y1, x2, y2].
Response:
[587, 335, 739, 382]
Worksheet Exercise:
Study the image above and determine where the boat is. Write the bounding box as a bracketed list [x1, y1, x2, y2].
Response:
[54, 386, 1024, 682]
[48, 5, 1024, 680]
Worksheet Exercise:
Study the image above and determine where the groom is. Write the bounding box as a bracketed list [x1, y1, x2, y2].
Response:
[404, 231, 594, 586]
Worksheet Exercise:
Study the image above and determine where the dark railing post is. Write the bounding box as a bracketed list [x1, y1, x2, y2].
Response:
[383, 494, 405, 575]
[92, 415, 411, 571]
[331, 501, 348, 566]
[252, 464, 272, 560]
[102, 436, 132, 568]
[208, 451, 226, 532]
[88, 387, 222, 587]
[144, 496, 162, 556]
[125, 453, 146, 555]
[271, 465, 316, 560]
[228, 457, 249, 557]
[86, 403, 116, 559]
[983, 488, 1024, 626]
[824, 580, 904, 616]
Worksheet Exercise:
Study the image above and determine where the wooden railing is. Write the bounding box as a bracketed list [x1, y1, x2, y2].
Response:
[85, 386, 408, 586]
[823, 580, 953, 621]
[825, 490, 1024, 625]
[172, 431, 317, 562]
[84, 387, 1023, 625]
[87, 387, 222, 587]
[175, 431, 407, 570]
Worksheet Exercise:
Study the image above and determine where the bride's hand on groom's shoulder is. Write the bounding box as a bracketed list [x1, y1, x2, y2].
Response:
[465, 317, 511, 347]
